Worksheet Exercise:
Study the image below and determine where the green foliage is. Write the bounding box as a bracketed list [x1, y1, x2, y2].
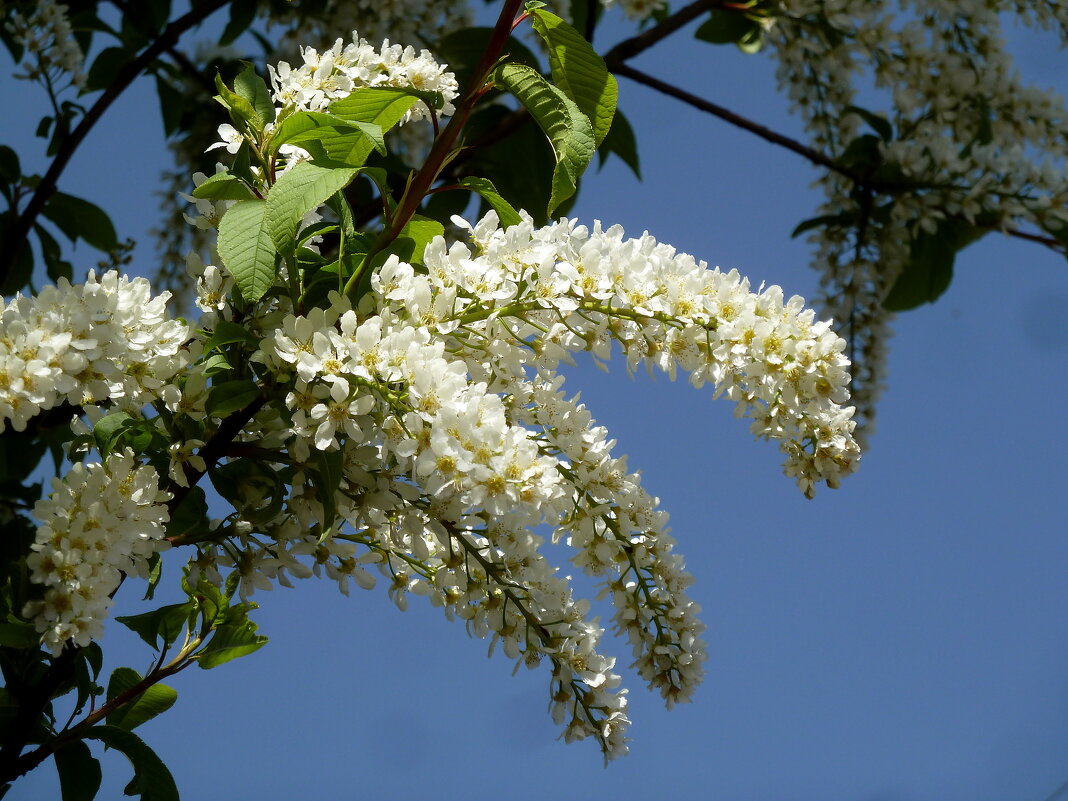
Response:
[117, 603, 195, 651]
[233, 63, 275, 126]
[191, 171, 256, 201]
[205, 379, 260, 417]
[264, 162, 358, 257]
[105, 668, 178, 732]
[54, 741, 102, 801]
[494, 63, 595, 216]
[694, 8, 767, 53]
[456, 177, 522, 228]
[883, 219, 985, 310]
[529, 8, 617, 148]
[218, 199, 278, 303]
[41, 192, 118, 253]
[598, 110, 641, 179]
[83, 726, 179, 801]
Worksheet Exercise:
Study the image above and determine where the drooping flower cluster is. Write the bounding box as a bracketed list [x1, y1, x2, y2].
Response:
[5, 0, 86, 88]
[767, 0, 1068, 443]
[158, 206, 855, 759]
[0, 271, 192, 432]
[25, 451, 171, 654]
[268, 32, 459, 122]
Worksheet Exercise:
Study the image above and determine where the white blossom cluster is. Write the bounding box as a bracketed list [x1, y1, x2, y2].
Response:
[25, 451, 171, 655]
[268, 31, 459, 123]
[0, 271, 192, 432]
[5, 0, 86, 88]
[768, 0, 1068, 443]
[162, 204, 858, 758]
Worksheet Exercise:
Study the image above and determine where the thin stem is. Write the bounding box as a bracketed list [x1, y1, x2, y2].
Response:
[0, 0, 231, 288]
[601, 0, 720, 66]
[359, 0, 526, 275]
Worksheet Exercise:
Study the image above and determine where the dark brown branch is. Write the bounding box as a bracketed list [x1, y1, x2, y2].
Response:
[368, 0, 527, 263]
[602, 0, 721, 66]
[612, 62, 853, 179]
[0, 0, 231, 287]
[167, 394, 267, 521]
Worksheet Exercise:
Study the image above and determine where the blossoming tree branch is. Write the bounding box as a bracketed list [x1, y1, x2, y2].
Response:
[1, 0, 1066, 797]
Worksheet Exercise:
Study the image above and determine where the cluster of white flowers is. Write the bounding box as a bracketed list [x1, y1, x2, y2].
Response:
[268, 32, 459, 123]
[768, 0, 1068, 442]
[158, 205, 856, 758]
[5, 0, 86, 88]
[24, 451, 170, 655]
[0, 271, 192, 432]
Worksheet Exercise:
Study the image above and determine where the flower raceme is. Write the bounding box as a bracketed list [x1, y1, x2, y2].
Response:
[13, 29, 859, 764]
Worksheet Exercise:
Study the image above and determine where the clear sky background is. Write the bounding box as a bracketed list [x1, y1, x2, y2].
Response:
[6, 6, 1068, 801]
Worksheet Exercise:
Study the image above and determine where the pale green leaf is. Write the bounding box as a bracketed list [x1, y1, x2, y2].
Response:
[218, 199, 277, 303]
[264, 162, 358, 256]
[530, 9, 617, 147]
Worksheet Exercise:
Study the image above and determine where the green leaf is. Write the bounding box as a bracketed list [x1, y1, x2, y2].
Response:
[597, 109, 640, 179]
[0, 618, 39, 648]
[41, 192, 118, 252]
[274, 115, 386, 168]
[197, 618, 267, 669]
[327, 87, 423, 132]
[398, 216, 445, 265]
[695, 9, 765, 53]
[883, 219, 985, 311]
[264, 162, 358, 256]
[85, 46, 130, 93]
[219, 0, 256, 46]
[105, 668, 178, 732]
[0, 212, 33, 294]
[0, 145, 20, 185]
[116, 603, 193, 650]
[35, 223, 73, 282]
[233, 62, 275, 124]
[165, 486, 209, 541]
[494, 63, 595, 216]
[191, 171, 255, 201]
[217, 199, 277, 303]
[54, 740, 102, 801]
[214, 72, 260, 134]
[312, 447, 344, 539]
[93, 412, 133, 455]
[843, 105, 893, 142]
[202, 319, 260, 351]
[456, 177, 521, 228]
[83, 726, 178, 801]
[205, 379, 260, 418]
[434, 27, 540, 95]
[209, 458, 285, 525]
[530, 9, 616, 147]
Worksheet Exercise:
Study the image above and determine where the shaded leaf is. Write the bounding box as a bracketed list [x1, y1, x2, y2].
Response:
[83, 726, 178, 801]
[41, 192, 117, 252]
[205, 379, 260, 418]
[105, 668, 178, 732]
[116, 603, 193, 651]
[494, 63, 595, 216]
[54, 740, 102, 801]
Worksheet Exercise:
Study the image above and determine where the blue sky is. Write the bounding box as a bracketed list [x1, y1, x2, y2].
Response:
[6, 6, 1068, 801]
